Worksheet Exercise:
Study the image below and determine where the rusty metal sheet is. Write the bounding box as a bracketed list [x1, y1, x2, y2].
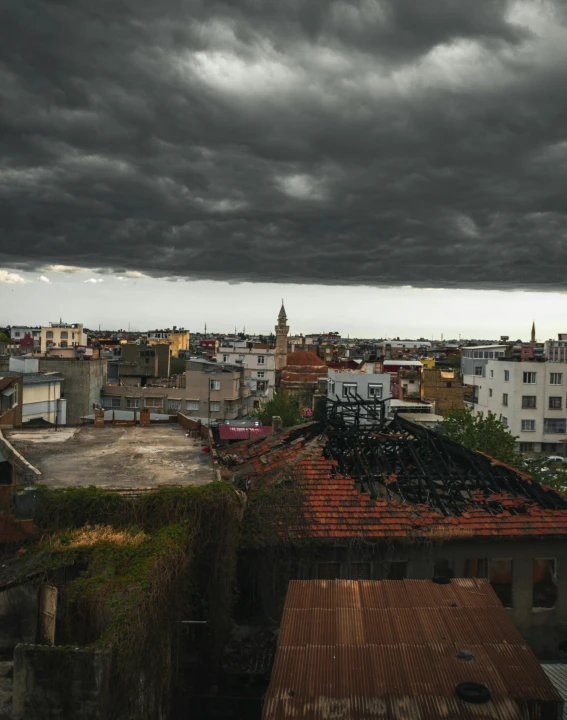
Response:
[263, 580, 562, 720]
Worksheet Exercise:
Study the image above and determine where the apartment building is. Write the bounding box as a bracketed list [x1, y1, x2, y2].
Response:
[10, 326, 41, 347]
[218, 343, 275, 406]
[463, 347, 567, 453]
[101, 358, 257, 421]
[5, 357, 66, 425]
[327, 367, 391, 424]
[146, 328, 190, 357]
[41, 322, 88, 352]
[545, 333, 567, 363]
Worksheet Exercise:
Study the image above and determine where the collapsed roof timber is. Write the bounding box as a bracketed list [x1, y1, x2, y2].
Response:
[324, 395, 567, 517]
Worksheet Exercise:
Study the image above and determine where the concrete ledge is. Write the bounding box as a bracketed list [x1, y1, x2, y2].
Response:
[0, 430, 42, 484]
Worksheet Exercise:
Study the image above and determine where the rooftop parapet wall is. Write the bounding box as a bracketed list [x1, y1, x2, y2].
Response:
[0, 429, 41, 484]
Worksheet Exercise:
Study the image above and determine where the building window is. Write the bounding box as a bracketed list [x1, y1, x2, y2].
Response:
[522, 396, 536, 408]
[368, 384, 383, 399]
[464, 559, 488, 578]
[549, 397, 562, 410]
[126, 397, 140, 409]
[167, 399, 182, 411]
[550, 373, 563, 385]
[328, 379, 335, 395]
[15, 331, 20, 337]
[490, 559, 513, 608]
[222, 355, 229, 362]
[186, 400, 199, 411]
[253, 400, 260, 409]
[350, 562, 371, 580]
[209, 379, 220, 391]
[60, 331, 68, 339]
[504, 370, 510, 382]
[502, 393, 508, 406]
[434, 559, 454, 579]
[209, 401, 221, 412]
[521, 419, 536, 432]
[46, 331, 53, 339]
[502, 417, 508, 426]
[387, 561, 407, 580]
[520, 442, 534, 452]
[446, 381, 452, 388]
[317, 563, 341, 580]
[257, 371, 265, 378]
[533, 559, 557, 609]
[523, 372, 537, 384]
[489, 388, 493, 397]
[474, 366, 483, 376]
[343, 383, 358, 397]
[490, 369, 494, 378]
[257, 355, 265, 365]
[101, 396, 121, 409]
[544, 418, 567, 434]
[144, 397, 163, 408]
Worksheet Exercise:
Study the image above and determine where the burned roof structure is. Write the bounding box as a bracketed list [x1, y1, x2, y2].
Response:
[324, 394, 567, 517]
[217, 396, 567, 540]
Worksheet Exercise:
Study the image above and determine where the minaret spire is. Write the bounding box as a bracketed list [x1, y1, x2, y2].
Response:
[531, 321, 536, 346]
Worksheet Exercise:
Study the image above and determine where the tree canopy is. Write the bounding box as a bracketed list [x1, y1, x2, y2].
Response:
[441, 407, 567, 491]
[251, 390, 303, 428]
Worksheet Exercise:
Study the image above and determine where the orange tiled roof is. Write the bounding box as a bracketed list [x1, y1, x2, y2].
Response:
[217, 423, 567, 541]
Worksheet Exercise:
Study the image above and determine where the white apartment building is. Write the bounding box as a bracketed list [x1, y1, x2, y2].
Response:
[41, 322, 88, 352]
[462, 348, 567, 453]
[218, 344, 276, 404]
[327, 367, 391, 424]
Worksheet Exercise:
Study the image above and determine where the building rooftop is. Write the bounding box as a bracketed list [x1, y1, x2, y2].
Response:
[216, 404, 567, 540]
[264, 579, 562, 719]
[6, 425, 216, 489]
[1, 371, 63, 385]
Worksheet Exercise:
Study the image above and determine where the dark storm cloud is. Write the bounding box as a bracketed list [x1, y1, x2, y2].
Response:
[1, 0, 567, 289]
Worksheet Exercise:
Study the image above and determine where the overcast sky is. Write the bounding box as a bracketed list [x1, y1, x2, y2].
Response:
[1, 0, 567, 336]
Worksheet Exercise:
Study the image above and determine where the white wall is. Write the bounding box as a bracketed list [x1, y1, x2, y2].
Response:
[468, 360, 567, 451]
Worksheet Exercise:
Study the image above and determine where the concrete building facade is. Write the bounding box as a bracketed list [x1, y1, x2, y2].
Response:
[327, 367, 391, 423]
[218, 344, 276, 404]
[10, 327, 41, 347]
[463, 349, 567, 453]
[41, 322, 88, 352]
[37, 357, 107, 425]
[0, 375, 23, 428]
[5, 358, 65, 425]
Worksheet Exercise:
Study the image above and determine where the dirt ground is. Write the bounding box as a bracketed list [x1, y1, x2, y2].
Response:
[7, 425, 216, 488]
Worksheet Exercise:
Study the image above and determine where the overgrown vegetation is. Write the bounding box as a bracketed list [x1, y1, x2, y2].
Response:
[12, 483, 242, 719]
[250, 390, 303, 427]
[441, 406, 567, 491]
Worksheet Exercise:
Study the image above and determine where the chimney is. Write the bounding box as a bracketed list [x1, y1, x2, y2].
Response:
[272, 415, 283, 434]
[94, 408, 105, 428]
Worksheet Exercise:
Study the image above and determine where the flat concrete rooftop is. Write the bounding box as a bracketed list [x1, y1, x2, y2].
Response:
[6, 425, 216, 489]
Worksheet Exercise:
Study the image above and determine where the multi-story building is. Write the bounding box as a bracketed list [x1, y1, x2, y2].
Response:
[5, 357, 66, 425]
[41, 322, 88, 352]
[462, 347, 567, 453]
[218, 343, 275, 406]
[10, 327, 41, 347]
[545, 334, 567, 363]
[116, 343, 171, 381]
[146, 328, 190, 357]
[327, 367, 391, 424]
[101, 357, 259, 421]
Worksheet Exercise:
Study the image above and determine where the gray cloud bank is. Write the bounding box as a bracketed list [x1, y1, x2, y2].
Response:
[1, 0, 567, 289]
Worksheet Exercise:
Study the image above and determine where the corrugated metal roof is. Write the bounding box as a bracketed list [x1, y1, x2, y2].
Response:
[542, 664, 567, 719]
[218, 425, 272, 441]
[263, 579, 563, 720]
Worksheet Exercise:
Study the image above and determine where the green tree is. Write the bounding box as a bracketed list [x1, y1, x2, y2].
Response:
[441, 407, 567, 492]
[441, 406, 518, 465]
[251, 390, 303, 428]
[0, 332, 9, 343]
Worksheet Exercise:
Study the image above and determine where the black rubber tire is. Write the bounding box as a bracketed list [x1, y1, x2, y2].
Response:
[456, 682, 491, 704]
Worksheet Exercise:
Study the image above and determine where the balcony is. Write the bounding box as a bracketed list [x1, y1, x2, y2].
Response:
[464, 395, 478, 405]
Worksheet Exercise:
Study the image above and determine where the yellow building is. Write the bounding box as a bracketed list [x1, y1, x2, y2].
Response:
[41, 322, 87, 352]
[421, 357, 436, 369]
[146, 329, 190, 358]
